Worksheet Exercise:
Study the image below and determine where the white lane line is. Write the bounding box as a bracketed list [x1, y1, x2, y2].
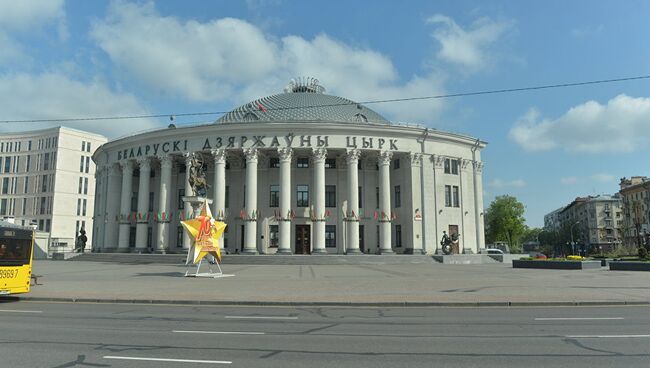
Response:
[104, 356, 231, 364]
[535, 317, 624, 321]
[225, 315, 298, 320]
[567, 335, 650, 338]
[0, 309, 42, 313]
[174, 330, 265, 335]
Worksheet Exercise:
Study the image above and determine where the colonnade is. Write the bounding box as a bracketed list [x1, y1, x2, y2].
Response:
[102, 148, 395, 254]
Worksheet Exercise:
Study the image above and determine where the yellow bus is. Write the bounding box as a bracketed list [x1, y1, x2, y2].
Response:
[0, 221, 34, 296]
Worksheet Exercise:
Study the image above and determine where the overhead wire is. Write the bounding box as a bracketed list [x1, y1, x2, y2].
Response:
[0, 74, 648, 125]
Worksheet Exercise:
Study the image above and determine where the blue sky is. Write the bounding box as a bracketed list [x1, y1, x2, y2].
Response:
[1, 0, 649, 227]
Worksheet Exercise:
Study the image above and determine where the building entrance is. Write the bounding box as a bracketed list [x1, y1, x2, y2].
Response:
[295, 225, 311, 254]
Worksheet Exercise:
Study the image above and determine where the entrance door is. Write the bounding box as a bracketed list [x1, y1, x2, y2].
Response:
[240, 225, 245, 253]
[359, 225, 365, 253]
[448, 225, 460, 254]
[295, 225, 311, 254]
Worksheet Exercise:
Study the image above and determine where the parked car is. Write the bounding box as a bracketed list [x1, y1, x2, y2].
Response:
[480, 248, 504, 255]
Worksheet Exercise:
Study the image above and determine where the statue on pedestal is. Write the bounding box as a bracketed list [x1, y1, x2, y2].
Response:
[188, 153, 210, 197]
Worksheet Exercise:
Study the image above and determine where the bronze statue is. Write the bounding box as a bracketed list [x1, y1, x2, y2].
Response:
[188, 153, 210, 197]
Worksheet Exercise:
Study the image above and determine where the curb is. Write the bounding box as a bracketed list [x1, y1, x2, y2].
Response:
[15, 296, 650, 308]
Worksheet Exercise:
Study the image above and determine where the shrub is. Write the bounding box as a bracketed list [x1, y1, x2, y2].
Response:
[638, 247, 648, 260]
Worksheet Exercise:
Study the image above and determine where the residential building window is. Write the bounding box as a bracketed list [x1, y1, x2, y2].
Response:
[269, 225, 279, 248]
[85, 156, 90, 173]
[178, 189, 185, 210]
[25, 155, 30, 172]
[21, 198, 26, 216]
[45, 219, 51, 232]
[43, 152, 50, 171]
[445, 185, 452, 207]
[325, 185, 336, 208]
[82, 141, 86, 151]
[296, 185, 309, 207]
[41, 174, 48, 192]
[77, 198, 81, 216]
[79, 156, 84, 172]
[269, 185, 280, 207]
[84, 178, 89, 195]
[4, 156, 10, 173]
[2, 177, 8, 194]
[297, 157, 309, 168]
[23, 177, 28, 194]
[325, 158, 336, 169]
[395, 225, 402, 248]
[325, 225, 336, 248]
[452, 185, 460, 207]
[269, 157, 280, 168]
[86, 142, 91, 152]
[78, 177, 83, 194]
[394, 185, 401, 208]
[0, 199, 6, 215]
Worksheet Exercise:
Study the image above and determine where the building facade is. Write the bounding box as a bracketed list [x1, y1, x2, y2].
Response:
[619, 176, 650, 247]
[92, 79, 486, 255]
[0, 126, 107, 248]
[543, 206, 564, 231]
[558, 195, 623, 252]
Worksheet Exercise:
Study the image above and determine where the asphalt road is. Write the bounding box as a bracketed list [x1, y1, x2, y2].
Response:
[1, 301, 649, 367]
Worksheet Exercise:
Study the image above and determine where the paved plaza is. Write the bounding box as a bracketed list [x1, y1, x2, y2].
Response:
[17, 258, 650, 306]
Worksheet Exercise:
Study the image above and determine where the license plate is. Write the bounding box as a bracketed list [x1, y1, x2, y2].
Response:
[0, 290, 10, 295]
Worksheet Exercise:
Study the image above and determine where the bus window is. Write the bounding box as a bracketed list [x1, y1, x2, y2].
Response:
[0, 239, 32, 265]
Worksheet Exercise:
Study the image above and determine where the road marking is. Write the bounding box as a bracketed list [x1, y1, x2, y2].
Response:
[535, 317, 624, 321]
[104, 356, 231, 364]
[0, 309, 42, 313]
[174, 330, 265, 335]
[225, 315, 298, 320]
[567, 335, 650, 338]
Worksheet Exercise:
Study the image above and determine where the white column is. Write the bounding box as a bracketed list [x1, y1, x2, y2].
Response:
[117, 160, 134, 251]
[156, 155, 172, 253]
[346, 149, 361, 254]
[243, 148, 258, 254]
[378, 151, 393, 254]
[103, 164, 121, 251]
[135, 157, 151, 252]
[277, 148, 292, 254]
[212, 149, 227, 251]
[182, 153, 192, 249]
[312, 148, 327, 254]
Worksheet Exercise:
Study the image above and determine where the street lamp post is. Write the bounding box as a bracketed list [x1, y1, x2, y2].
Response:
[570, 221, 581, 256]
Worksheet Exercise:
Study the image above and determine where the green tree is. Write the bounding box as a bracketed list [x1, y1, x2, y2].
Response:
[485, 195, 527, 252]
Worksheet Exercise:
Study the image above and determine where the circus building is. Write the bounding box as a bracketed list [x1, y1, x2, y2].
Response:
[92, 78, 486, 255]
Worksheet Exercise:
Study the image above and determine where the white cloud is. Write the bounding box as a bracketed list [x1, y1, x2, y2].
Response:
[426, 14, 513, 72]
[571, 24, 604, 38]
[0, 73, 158, 138]
[592, 173, 615, 183]
[560, 177, 578, 185]
[90, 1, 447, 123]
[509, 94, 650, 153]
[0, 0, 65, 31]
[489, 178, 526, 188]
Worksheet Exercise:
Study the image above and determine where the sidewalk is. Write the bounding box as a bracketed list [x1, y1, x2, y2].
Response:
[18, 259, 650, 306]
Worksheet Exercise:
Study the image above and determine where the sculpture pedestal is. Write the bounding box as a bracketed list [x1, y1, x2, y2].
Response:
[182, 196, 213, 217]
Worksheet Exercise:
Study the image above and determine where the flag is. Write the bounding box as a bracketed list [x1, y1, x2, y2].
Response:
[240, 209, 246, 219]
[374, 211, 378, 220]
[257, 102, 267, 112]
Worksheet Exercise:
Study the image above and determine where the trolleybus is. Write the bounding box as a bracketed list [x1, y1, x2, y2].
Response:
[0, 221, 34, 296]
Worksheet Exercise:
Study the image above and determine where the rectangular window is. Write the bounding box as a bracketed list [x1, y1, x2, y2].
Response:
[149, 192, 154, 212]
[297, 185, 309, 207]
[225, 186, 229, 208]
[77, 198, 81, 216]
[376, 187, 379, 209]
[2, 177, 8, 194]
[444, 158, 451, 174]
[82, 141, 86, 151]
[395, 225, 402, 248]
[4, 156, 10, 173]
[269, 158, 280, 168]
[297, 157, 309, 168]
[85, 156, 90, 173]
[45, 219, 51, 232]
[452, 185, 460, 207]
[21, 198, 26, 216]
[445, 185, 452, 207]
[86, 142, 91, 152]
[43, 152, 50, 171]
[269, 225, 279, 248]
[325, 185, 336, 208]
[393, 158, 400, 169]
[78, 177, 83, 194]
[358, 186, 363, 209]
[84, 178, 89, 195]
[79, 156, 84, 172]
[325, 158, 336, 169]
[25, 155, 30, 172]
[451, 159, 459, 175]
[177, 226, 183, 248]
[41, 174, 48, 192]
[147, 227, 153, 248]
[178, 189, 185, 210]
[394, 185, 401, 208]
[28, 140, 32, 150]
[269, 185, 280, 207]
[0, 199, 6, 216]
[325, 225, 336, 248]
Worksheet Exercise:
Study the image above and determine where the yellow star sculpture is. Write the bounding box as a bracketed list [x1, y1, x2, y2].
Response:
[181, 200, 227, 264]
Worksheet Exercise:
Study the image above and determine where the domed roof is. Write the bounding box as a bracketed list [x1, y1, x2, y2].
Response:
[216, 77, 390, 124]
